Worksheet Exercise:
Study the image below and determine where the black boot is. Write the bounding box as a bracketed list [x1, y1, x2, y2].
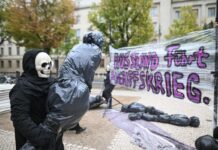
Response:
[107, 97, 112, 109]
[75, 126, 86, 134]
[69, 124, 86, 134]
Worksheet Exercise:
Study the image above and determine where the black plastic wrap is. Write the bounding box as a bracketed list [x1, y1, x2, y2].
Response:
[124, 102, 146, 113]
[89, 95, 105, 109]
[169, 114, 190, 127]
[195, 135, 218, 150]
[190, 116, 200, 127]
[123, 102, 200, 127]
[141, 113, 158, 122]
[128, 112, 143, 121]
[46, 43, 101, 132]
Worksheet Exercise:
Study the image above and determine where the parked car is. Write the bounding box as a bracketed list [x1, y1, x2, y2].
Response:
[0, 75, 16, 84]
[9, 76, 17, 83]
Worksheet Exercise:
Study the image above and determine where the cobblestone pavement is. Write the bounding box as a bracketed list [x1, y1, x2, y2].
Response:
[107, 130, 141, 150]
[0, 129, 15, 150]
[1, 87, 211, 149]
[0, 87, 142, 150]
[0, 129, 140, 150]
[0, 88, 140, 150]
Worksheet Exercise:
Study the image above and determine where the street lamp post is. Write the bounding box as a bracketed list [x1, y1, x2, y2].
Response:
[109, 20, 112, 45]
[212, 0, 218, 128]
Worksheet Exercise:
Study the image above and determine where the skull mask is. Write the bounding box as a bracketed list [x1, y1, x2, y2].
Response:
[35, 52, 53, 78]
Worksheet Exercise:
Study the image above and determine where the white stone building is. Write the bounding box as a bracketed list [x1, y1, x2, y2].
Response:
[0, 0, 216, 74]
[151, 0, 216, 42]
[73, 0, 216, 42]
[0, 40, 25, 74]
[73, 0, 101, 41]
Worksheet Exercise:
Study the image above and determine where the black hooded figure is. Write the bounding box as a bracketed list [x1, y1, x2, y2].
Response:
[9, 50, 59, 150]
[102, 64, 115, 109]
[11, 31, 104, 150]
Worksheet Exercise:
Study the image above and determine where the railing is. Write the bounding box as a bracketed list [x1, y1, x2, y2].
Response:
[0, 72, 107, 88]
[0, 85, 13, 114]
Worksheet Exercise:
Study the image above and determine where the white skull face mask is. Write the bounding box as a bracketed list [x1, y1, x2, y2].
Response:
[35, 52, 53, 78]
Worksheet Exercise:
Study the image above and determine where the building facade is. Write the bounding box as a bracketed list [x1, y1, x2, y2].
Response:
[73, 0, 216, 41]
[151, 0, 216, 41]
[73, 0, 101, 41]
[0, 40, 25, 74]
[0, 0, 216, 74]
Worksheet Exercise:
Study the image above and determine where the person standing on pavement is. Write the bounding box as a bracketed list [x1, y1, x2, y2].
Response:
[9, 50, 62, 150]
[102, 64, 115, 109]
[62, 31, 104, 133]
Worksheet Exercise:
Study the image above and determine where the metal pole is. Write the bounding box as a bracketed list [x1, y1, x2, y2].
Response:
[109, 20, 112, 45]
[212, 0, 218, 128]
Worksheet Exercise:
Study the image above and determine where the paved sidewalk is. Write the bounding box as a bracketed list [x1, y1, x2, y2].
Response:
[0, 88, 142, 150]
[107, 130, 141, 150]
[0, 87, 212, 149]
[0, 130, 15, 150]
[0, 129, 140, 150]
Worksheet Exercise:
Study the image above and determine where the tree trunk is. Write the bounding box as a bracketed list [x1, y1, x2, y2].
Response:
[44, 47, 51, 54]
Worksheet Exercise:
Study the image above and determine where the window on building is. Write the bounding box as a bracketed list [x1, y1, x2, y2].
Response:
[175, 10, 180, 19]
[9, 47, 12, 55]
[75, 15, 81, 24]
[153, 22, 158, 33]
[0, 61, 4, 68]
[76, 29, 81, 39]
[208, 7, 215, 17]
[17, 47, 20, 55]
[0, 47, 3, 56]
[8, 60, 12, 68]
[8, 38, 12, 45]
[151, 7, 158, 17]
[16, 60, 20, 68]
[193, 9, 199, 18]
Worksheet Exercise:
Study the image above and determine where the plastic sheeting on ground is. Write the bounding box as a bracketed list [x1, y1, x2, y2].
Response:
[105, 109, 195, 150]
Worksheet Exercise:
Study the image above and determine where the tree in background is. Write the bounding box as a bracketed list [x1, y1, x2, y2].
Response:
[165, 6, 201, 39]
[203, 20, 214, 30]
[4, 0, 74, 54]
[54, 29, 79, 55]
[89, 0, 154, 52]
[0, 0, 10, 45]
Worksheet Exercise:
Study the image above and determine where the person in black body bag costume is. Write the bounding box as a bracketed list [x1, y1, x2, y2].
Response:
[10, 50, 63, 150]
[68, 31, 104, 133]
[88, 64, 116, 110]
[102, 64, 115, 109]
